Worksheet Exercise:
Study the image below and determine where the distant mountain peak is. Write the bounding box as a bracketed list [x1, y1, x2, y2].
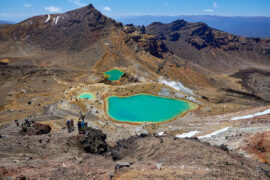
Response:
[116, 15, 270, 38]
[66, 3, 97, 15]
[0, 4, 119, 51]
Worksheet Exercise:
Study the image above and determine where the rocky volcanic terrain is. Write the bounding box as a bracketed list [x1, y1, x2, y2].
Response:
[0, 4, 270, 180]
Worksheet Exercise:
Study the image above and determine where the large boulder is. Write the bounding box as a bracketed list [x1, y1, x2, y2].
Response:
[21, 122, 51, 135]
[115, 162, 130, 171]
[80, 127, 109, 154]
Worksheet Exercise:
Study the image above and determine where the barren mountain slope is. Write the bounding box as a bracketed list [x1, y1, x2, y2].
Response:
[146, 20, 270, 72]
[0, 4, 270, 180]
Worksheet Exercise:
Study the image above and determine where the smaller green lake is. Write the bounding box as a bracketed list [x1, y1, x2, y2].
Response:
[106, 94, 195, 123]
[104, 69, 124, 81]
[77, 92, 94, 100]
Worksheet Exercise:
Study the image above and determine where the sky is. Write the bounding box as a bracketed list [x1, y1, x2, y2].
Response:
[0, 0, 270, 22]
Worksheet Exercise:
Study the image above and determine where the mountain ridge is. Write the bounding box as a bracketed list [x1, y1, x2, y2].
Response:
[146, 19, 270, 71]
[116, 15, 270, 38]
[0, 4, 270, 98]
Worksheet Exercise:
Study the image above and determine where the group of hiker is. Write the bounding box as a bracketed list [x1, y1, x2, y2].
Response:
[14, 117, 36, 133]
[15, 118, 32, 128]
[66, 112, 88, 134]
[16, 113, 88, 134]
[66, 119, 75, 132]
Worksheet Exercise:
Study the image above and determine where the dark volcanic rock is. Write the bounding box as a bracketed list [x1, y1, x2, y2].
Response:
[80, 127, 109, 154]
[15, 175, 29, 180]
[21, 122, 51, 135]
[111, 136, 142, 160]
[121, 73, 138, 83]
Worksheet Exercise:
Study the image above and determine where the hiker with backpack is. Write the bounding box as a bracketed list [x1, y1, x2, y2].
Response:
[77, 120, 82, 134]
[66, 120, 71, 132]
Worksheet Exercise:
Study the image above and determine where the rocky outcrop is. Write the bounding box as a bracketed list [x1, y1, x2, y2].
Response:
[244, 131, 270, 164]
[121, 23, 168, 58]
[120, 73, 138, 83]
[21, 122, 51, 135]
[115, 162, 131, 171]
[80, 127, 109, 154]
[124, 32, 168, 58]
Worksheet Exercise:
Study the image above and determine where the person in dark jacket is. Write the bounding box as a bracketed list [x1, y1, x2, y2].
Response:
[14, 120, 19, 127]
[66, 120, 71, 132]
[81, 120, 85, 134]
[25, 118, 31, 127]
[79, 112, 85, 121]
[77, 120, 82, 134]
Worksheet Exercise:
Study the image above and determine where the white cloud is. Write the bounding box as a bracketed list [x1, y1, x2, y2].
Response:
[44, 6, 62, 13]
[0, 13, 12, 17]
[204, 9, 214, 12]
[213, 2, 218, 8]
[24, 3, 31, 8]
[68, 0, 86, 7]
[103, 6, 111, 11]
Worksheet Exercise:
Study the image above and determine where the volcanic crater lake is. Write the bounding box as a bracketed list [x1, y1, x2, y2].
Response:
[77, 92, 94, 100]
[104, 69, 124, 81]
[106, 94, 197, 123]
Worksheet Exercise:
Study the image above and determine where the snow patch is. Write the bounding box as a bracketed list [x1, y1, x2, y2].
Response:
[90, 107, 99, 115]
[157, 132, 164, 136]
[52, 18, 55, 25]
[175, 131, 199, 138]
[231, 109, 270, 121]
[55, 16, 60, 25]
[198, 127, 231, 139]
[45, 15, 50, 23]
[135, 126, 149, 136]
[156, 163, 162, 170]
[159, 78, 195, 96]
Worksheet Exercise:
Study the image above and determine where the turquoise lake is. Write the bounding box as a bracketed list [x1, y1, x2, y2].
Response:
[77, 92, 94, 100]
[106, 94, 192, 123]
[104, 69, 124, 81]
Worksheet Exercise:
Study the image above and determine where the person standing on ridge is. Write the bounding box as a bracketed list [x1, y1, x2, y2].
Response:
[77, 120, 82, 134]
[66, 120, 71, 132]
[70, 119, 74, 131]
[79, 112, 85, 122]
[14, 120, 19, 127]
[25, 118, 31, 127]
[81, 120, 85, 134]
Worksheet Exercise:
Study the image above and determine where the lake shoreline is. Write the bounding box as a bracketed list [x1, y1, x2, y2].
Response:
[104, 93, 200, 125]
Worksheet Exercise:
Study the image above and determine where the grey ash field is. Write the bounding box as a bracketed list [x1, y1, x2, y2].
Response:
[0, 4, 270, 180]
